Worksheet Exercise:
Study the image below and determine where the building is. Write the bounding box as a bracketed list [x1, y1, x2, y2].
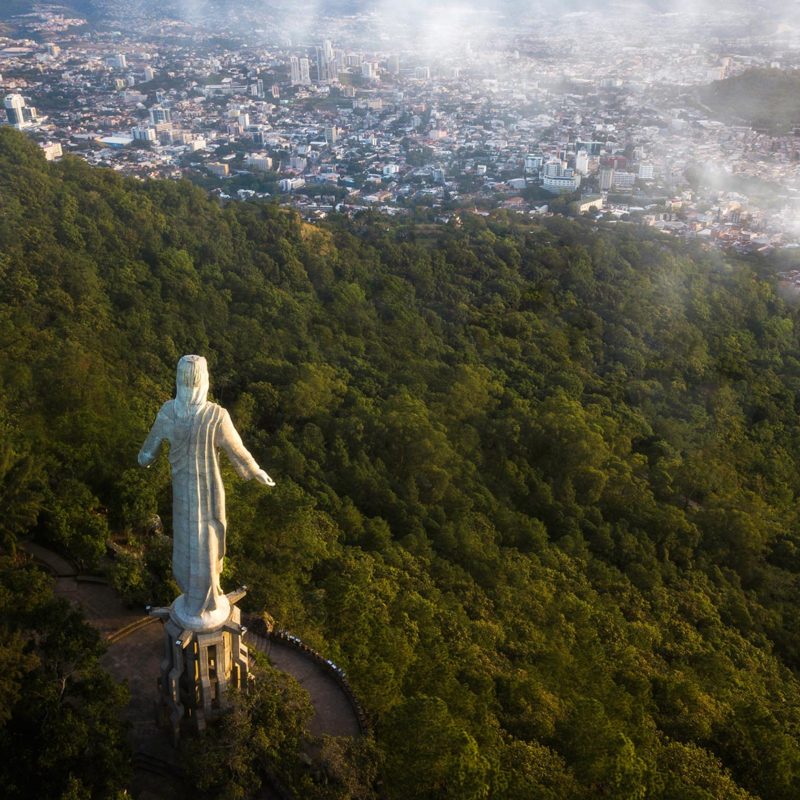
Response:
[315, 40, 335, 83]
[40, 141, 62, 161]
[525, 154, 544, 173]
[575, 150, 590, 176]
[207, 162, 230, 177]
[290, 56, 301, 84]
[638, 164, 655, 180]
[543, 158, 565, 178]
[279, 177, 305, 191]
[599, 168, 615, 191]
[245, 153, 273, 172]
[543, 173, 581, 193]
[149, 105, 171, 125]
[612, 171, 636, 190]
[362, 62, 376, 79]
[107, 53, 127, 69]
[131, 125, 157, 142]
[290, 57, 311, 86]
[143, 66, 155, 82]
[577, 195, 604, 213]
[99, 135, 134, 148]
[4, 94, 37, 128]
[324, 125, 339, 144]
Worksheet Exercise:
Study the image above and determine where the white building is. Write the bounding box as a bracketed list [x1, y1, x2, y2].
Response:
[279, 177, 305, 192]
[245, 153, 273, 172]
[4, 94, 37, 128]
[543, 158, 565, 178]
[40, 141, 62, 160]
[525, 154, 544, 173]
[543, 173, 581, 193]
[131, 125, 157, 142]
[575, 150, 590, 176]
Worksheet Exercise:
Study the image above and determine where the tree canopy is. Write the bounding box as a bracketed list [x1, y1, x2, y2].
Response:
[3, 127, 800, 798]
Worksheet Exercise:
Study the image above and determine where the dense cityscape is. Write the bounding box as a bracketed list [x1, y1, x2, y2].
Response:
[4, 3, 800, 253]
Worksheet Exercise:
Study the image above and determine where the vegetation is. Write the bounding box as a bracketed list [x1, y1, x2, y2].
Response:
[4, 126, 800, 798]
[699, 67, 800, 132]
[0, 557, 130, 799]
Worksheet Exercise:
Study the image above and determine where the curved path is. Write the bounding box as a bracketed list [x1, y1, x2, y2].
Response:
[22, 541, 362, 797]
[246, 631, 361, 738]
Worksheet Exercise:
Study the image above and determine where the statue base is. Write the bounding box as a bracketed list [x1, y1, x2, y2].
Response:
[148, 587, 252, 744]
[171, 592, 231, 632]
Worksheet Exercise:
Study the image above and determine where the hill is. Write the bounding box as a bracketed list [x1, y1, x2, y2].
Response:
[699, 67, 800, 131]
[3, 127, 800, 798]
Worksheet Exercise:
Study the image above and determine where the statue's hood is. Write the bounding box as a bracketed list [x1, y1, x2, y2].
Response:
[175, 354, 209, 417]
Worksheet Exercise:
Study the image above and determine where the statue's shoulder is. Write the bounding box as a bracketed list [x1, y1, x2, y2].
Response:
[157, 400, 176, 419]
[205, 402, 228, 420]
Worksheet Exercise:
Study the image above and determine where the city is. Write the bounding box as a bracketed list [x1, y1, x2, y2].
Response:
[4, 4, 800, 254]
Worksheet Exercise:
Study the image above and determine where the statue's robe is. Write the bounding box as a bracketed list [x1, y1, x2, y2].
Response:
[138, 400, 261, 620]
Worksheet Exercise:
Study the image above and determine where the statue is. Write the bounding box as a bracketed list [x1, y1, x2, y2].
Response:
[138, 354, 275, 631]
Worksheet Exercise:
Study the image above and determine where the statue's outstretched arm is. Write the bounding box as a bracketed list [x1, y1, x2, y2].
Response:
[218, 410, 275, 486]
[138, 411, 168, 467]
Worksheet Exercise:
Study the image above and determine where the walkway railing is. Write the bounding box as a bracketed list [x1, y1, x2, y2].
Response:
[245, 614, 371, 735]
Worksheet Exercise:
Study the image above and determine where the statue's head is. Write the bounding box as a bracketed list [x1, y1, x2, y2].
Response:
[175, 355, 209, 416]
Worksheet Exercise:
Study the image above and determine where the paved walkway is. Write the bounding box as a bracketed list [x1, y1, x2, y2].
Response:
[20, 540, 78, 577]
[26, 541, 363, 797]
[246, 632, 361, 738]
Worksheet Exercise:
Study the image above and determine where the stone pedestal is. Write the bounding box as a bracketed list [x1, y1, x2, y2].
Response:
[148, 587, 252, 743]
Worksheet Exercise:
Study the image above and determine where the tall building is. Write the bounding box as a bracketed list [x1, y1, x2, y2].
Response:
[575, 150, 589, 176]
[149, 104, 171, 125]
[131, 125, 157, 142]
[4, 94, 37, 128]
[324, 125, 339, 144]
[290, 56, 302, 85]
[543, 158, 564, 178]
[315, 40, 335, 83]
[525, 154, 544, 173]
[299, 58, 310, 85]
[599, 168, 615, 191]
[107, 53, 127, 69]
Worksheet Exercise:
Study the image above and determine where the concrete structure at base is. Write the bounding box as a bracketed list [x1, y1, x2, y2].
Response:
[148, 587, 251, 743]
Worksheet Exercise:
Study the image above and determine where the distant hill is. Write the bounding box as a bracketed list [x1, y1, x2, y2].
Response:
[0, 0, 97, 21]
[699, 68, 800, 131]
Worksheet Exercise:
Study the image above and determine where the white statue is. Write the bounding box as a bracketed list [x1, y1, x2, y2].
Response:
[138, 355, 275, 631]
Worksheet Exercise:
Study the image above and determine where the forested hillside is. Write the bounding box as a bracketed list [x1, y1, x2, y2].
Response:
[4, 126, 800, 799]
[699, 68, 800, 132]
